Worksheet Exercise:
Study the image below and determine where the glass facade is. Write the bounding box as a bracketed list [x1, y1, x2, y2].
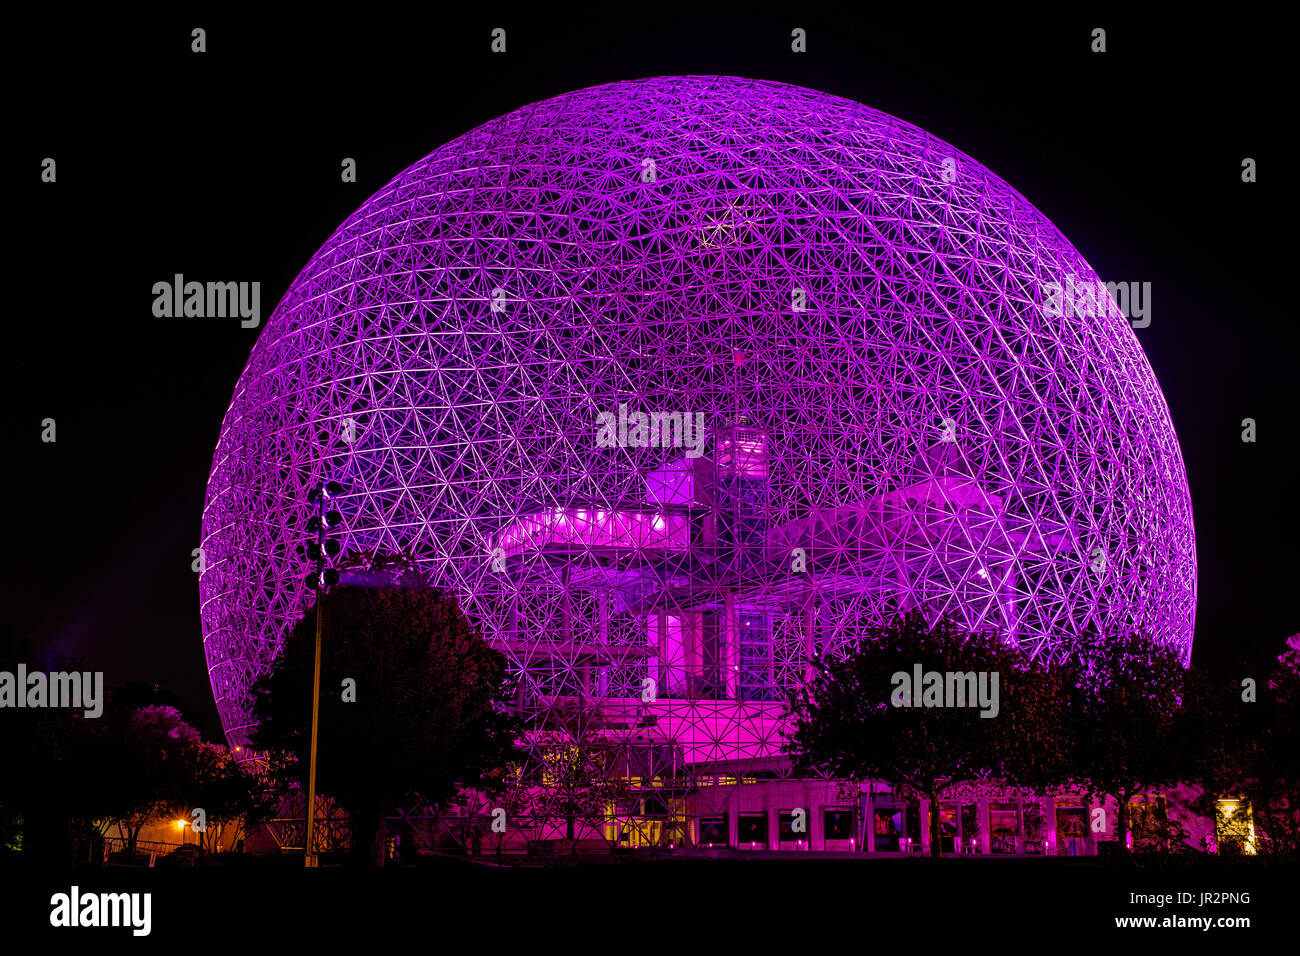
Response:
[737, 812, 768, 847]
[777, 811, 807, 844]
[990, 802, 1019, 854]
[1055, 803, 1087, 856]
[738, 613, 776, 701]
[1214, 799, 1256, 855]
[699, 815, 727, 847]
[824, 808, 854, 841]
[873, 805, 904, 851]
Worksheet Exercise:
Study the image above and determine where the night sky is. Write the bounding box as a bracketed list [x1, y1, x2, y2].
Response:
[9, 10, 1291, 742]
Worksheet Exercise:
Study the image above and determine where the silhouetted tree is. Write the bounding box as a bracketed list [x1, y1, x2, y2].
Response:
[250, 582, 522, 866]
[0, 692, 248, 864]
[105, 705, 206, 854]
[183, 741, 274, 853]
[1064, 631, 1190, 854]
[0, 705, 100, 864]
[1192, 635, 1300, 854]
[787, 611, 1063, 857]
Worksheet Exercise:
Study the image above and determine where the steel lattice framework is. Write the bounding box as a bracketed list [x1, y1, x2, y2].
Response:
[200, 76, 1195, 765]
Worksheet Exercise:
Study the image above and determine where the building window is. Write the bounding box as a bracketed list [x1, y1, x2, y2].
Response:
[699, 612, 726, 698]
[824, 808, 854, 841]
[932, 805, 958, 854]
[1055, 802, 1086, 856]
[738, 613, 775, 701]
[699, 815, 727, 847]
[738, 812, 768, 847]
[1128, 794, 1170, 850]
[990, 802, 1019, 854]
[777, 810, 808, 843]
[1214, 799, 1256, 855]
[961, 803, 980, 853]
[873, 805, 904, 851]
[1022, 801, 1046, 854]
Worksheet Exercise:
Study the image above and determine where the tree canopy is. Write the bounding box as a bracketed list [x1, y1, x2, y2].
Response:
[1062, 631, 1192, 851]
[0, 690, 262, 864]
[250, 582, 522, 865]
[786, 611, 1066, 856]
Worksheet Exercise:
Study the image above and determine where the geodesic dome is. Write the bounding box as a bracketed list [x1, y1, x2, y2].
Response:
[200, 75, 1195, 758]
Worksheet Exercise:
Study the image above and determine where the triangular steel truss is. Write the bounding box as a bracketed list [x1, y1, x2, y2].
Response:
[200, 76, 1195, 777]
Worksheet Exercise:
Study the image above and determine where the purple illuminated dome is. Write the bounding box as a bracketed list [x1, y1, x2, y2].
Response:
[201, 76, 1195, 757]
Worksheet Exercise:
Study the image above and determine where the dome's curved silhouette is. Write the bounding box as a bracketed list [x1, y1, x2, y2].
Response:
[200, 75, 1195, 757]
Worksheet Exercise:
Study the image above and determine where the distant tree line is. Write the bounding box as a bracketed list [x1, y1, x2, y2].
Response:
[0, 682, 270, 865]
[7, 591, 1293, 868]
[787, 612, 1300, 857]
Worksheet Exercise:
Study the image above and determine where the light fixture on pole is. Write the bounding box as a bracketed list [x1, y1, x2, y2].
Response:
[303, 478, 345, 867]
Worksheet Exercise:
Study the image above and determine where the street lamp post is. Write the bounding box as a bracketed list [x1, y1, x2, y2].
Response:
[303, 479, 344, 867]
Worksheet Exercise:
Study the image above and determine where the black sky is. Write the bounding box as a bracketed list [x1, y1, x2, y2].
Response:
[9, 9, 1293, 741]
